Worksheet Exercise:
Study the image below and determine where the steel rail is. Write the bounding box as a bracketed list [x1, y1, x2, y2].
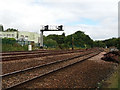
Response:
[1, 51, 94, 77]
[2, 51, 101, 89]
[1, 50, 86, 61]
[1, 49, 85, 56]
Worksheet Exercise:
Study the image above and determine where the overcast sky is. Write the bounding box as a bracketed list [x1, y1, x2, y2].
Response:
[0, 0, 119, 40]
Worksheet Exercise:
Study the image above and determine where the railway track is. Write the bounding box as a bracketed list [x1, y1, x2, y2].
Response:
[1, 50, 101, 89]
[1, 49, 85, 56]
[1, 51, 48, 56]
[1, 50, 85, 61]
[2, 50, 93, 74]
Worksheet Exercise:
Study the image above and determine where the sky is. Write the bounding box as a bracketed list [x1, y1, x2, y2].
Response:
[0, 0, 119, 40]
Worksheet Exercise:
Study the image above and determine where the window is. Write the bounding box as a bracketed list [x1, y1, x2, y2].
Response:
[25, 36, 28, 38]
[12, 34, 14, 37]
[25, 36, 28, 41]
[21, 35, 24, 37]
[7, 34, 11, 37]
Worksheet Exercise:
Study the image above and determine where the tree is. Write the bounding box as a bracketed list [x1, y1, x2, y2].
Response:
[5, 28, 18, 32]
[64, 31, 94, 48]
[93, 41, 106, 48]
[103, 38, 118, 48]
[2, 38, 16, 45]
[44, 30, 120, 49]
[47, 34, 66, 49]
[117, 38, 120, 50]
[44, 39, 57, 48]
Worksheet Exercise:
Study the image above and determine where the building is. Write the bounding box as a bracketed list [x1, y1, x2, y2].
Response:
[0, 31, 18, 39]
[0, 30, 40, 44]
[18, 31, 40, 43]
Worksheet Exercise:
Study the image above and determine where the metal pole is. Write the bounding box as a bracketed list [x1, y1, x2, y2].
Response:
[72, 36, 74, 50]
[40, 30, 43, 48]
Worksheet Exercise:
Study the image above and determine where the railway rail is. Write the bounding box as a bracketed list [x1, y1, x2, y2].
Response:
[2, 50, 94, 74]
[1, 49, 86, 61]
[1, 49, 85, 56]
[1, 50, 101, 89]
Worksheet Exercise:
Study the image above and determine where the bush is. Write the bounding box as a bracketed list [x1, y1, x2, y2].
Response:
[2, 44, 29, 52]
[1, 38, 28, 52]
[2, 38, 16, 45]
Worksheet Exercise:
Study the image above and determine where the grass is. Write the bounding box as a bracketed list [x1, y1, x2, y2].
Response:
[2, 44, 28, 52]
[2, 44, 49, 52]
[102, 64, 120, 89]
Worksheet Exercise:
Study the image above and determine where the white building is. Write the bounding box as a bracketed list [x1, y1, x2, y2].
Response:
[18, 31, 40, 43]
[0, 31, 40, 44]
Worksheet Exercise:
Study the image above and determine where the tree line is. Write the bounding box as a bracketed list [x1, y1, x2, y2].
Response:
[44, 31, 120, 50]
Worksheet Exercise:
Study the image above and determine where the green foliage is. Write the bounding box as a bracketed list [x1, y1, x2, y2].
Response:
[117, 38, 120, 50]
[103, 38, 120, 49]
[44, 38, 57, 48]
[4, 28, 18, 32]
[2, 44, 28, 52]
[2, 38, 16, 45]
[43, 31, 119, 50]
[64, 31, 93, 48]
[46, 33, 66, 49]
[2, 30, 119, 51]
[92, 37, 120, 49]
[1, 38, 28, 52]
[44, 31, 94, 49]
[93, 41, 106, 48]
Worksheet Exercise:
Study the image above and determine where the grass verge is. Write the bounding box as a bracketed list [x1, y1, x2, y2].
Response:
[102, 64, 120, 89]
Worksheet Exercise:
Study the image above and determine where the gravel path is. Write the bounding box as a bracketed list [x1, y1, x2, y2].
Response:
[15, 52, 117, 89]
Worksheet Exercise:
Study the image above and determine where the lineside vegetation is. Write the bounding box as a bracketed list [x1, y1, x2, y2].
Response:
[1, 30, 120, 52]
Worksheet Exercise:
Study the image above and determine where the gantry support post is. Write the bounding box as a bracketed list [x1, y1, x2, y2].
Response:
[40, 30, 43, 48]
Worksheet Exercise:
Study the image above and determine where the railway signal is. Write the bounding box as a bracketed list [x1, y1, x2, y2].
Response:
[44, 25, 49, 30]
[57, 25, 63, 30]
[40, 25, 64, 48]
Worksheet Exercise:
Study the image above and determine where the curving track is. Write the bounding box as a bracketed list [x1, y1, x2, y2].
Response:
[1, 49, 101, 89]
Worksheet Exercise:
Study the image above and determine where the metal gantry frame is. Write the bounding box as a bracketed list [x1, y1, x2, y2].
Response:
[40, 25, 64, 48]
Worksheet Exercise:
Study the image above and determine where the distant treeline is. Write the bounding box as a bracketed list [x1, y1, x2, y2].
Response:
[44, 31, 93, 49]
[44, 31, 120, 50]
[96, 38, 120, 49]
[2, 28, 18, 32]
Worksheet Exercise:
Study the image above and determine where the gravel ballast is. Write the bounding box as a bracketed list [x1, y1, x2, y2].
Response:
[14, 52, 118, 88]
[2, 51, 91, 74]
